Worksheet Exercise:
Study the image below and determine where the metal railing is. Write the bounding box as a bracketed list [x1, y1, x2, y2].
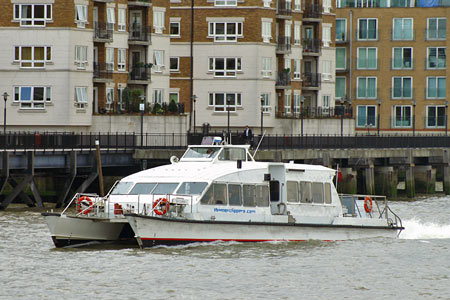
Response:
[276, 70, 291, 87]
[94, 62, 113, 79]
[130, 65, 151, 81]
[276, 36, 292, 52]
[276, 0, 292, 16]
[302, 38, 321, 54]
[129, 24, 152, 42]
[276, 106, 353, 119]
[94, 21, 113, 40]
[303, 4, 321, 18]
[302, 72, 321, 88]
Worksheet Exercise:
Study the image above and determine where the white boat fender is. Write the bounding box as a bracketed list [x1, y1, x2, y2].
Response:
[170, 156, 179, 164]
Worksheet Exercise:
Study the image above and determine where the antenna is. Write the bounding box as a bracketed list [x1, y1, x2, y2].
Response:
[253, 130, 266, 158]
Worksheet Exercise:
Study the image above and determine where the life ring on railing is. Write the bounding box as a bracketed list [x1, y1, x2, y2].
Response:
[76, 196, 93, 215]
[364, 196, 373, 213]
[153, 198, 169, 216]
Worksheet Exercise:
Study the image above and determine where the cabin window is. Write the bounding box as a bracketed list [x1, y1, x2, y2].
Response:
[213, 183, 227, 205]
[183, 147, 220, 159]
[176, 182, 208, 195]
[300, 181, 311, 203]
[287, 181, 299, 202]
[110, 182, 133, 194]
[152, 183, 179, 195]
[243, 185, 256, 207]
[228, 184, 242, 206]
[269, 180, 280, 202]
[218, 148, 246, 161]
[312, 183, 324, 203]
[325, 183, 332, 204]
[200, 184, 214, 204]
[256, 185, 269, 206]
[129, 183, 157, 195]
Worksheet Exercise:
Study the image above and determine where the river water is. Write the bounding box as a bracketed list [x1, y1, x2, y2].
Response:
[1, 197, 450, 300]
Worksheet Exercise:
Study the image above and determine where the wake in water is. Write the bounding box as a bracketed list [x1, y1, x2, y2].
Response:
[399, 218, 450, 239]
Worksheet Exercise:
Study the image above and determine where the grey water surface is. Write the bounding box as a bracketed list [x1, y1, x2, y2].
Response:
[1, 197, 450, 300]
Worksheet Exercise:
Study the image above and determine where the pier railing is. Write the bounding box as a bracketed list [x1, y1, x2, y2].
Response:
[2, 132, 450, 152]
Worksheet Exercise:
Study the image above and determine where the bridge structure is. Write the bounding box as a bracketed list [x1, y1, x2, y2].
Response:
[1, 131, 450, 209]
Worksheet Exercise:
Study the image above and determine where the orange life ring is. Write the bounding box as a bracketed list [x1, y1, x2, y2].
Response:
[153, 198, 169, 216]
[76, 196, 93, 215]
[364, 196, 373, 213]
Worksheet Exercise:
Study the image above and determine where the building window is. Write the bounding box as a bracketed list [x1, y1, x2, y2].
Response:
[153, 10, 165, 34]
[357, 77, 377, 99]
[427, 18, 446, 40]
[118, 87, 125, 111]
[392, 77, 412, 99]
[208, 92, 242, 112]
[390, 0, 411, 7]
[427, 47, 446, 69]
[293, 92, 301, 114]
[153, 50, 164, 72]
[294, 23, 301, 45]
[209, 22, 243, 42]
[262, 21, 272, 42]
[209, 57, 242, 77]
[170, 21, 180, 36]
[169, 92, 179, 103]
[261, 93, 270, 112]
[358, 18, 377, 40]
[284, 92, 292, 114]
[153, 88, 164, 104]
[322, 60, 331, 81]
[393, 18, 413, 41]
[14, 4, 52, 27]
[118, 8, 126, 31]
[75, 5, 87, 28]
[336, 19, 346, 41]
[336, 77, 346, 99]
[75, 45, 88, 69]
[262, 57, 272, 77]
[106, 88, 114, 112]
[118, 49, 126, 71]
[322, 26, 331, 47]
[357, 47, 377, 69]
[106, 8, 115, 31]
[214, 0, 237, 6]
[170, 57, 179, 72]
[323, 0, 331, 12]
[75, 86, 87, 109]
[263, 0, 272, 8]
[392, 47, 412, 69]
[357, 105, 376, 127]
[293, 59, 300, 79]
[336, 48, 346, 70]
[14, 86, 51, 109]
[393, 106, 412, 128]
[323, 95, 330, 108]
[427, 106, 446, 128]
[294, 0, 301, 10]
[14, 46, 51, 68]
[106, 48, 114, 71]
[427, 77, 446, 99]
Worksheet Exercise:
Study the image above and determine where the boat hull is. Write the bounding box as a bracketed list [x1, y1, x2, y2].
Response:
[125, 214, 399, 248]
[42, 213, 135, 248]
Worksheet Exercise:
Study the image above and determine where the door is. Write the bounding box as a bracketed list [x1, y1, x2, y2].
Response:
[130, 11, 142, 38]
[268, 165, 286, 215]
[93, 87, 98, 114]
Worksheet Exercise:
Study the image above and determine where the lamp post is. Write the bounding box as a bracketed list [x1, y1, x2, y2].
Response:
[192, 95, 197, 135]
[226, 95, 231, 143]
[260, 95, 264, 136]
[139, 94, 145, 148]
[3, 92, 8, 151]
[446, 101, 448, 136]
[412, 99, 416, 136]
[377, 98, 381, 136]
[300, 96, 304, 136]
[340, 98, 344, 137]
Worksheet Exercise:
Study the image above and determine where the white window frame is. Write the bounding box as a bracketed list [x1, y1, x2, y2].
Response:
[153, 10, 165, 34]
[322, 26, 331, 47]
[392, 77, 413, 99]
[106, 48, 114, 71]
[170, 21, 180, 37]
[14, 86, 51, 109]
[284, 92, 292, 114]
[14, 46, 51, 68]
[336, 19, 347, 41]
[14, 4, 52, 27]
[170, 57, 180, 72]
[153, 88, 164, 105]
[208, 57, 242, 77]
[154, 50, 165, 72]
[262, 21, 272, 43]
[392, 47, 413, 69]
[336, 47, 346, 70]
[323, 0, 331, 13]
[106, 87, 114, 112]
[262, 57, 272, 77]
[323, 95, 330, 108]
[427, 76, 446, 99]
[214, 0, 237, 6]
[357, 77, 377, 99]
[106, 8, 115, 31]
[322, 60, 331, 81]
[118, 87, 125, 111]
[393, 105, 412, 128]
[75, 45, 88, 69]
[75, 86, 88, 109]
[118, 8, 126, 31]
[293, 92, 301, 114]
[261, 93, 270, 112]
[427, 18, 446, 40]
[208, 92, 242, 112]
[118, 48, 126, 71]
[426, 105, 446, 128]
[294, 0, 301, 10]
[75, 5, 87, 28]
[293, 59, 301, 79]
[358, 18, 378, 41]
[209, 22, 243, 42]
[294, 23, 301, 45]
[357, 47, 377, 70]
[427, 47, 446, 69]
[356, 105, 377, 128]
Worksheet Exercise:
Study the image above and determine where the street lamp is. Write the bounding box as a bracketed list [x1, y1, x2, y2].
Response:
[412, 99, 416, 136]
[226, 95, 231, 143]
[3, 92, 8, 150]
[260, 95, 264, 136]
[139, 94, 145, 147]
[446, 101, 448, 136]
[192, 95, 197, 135]
[340, 98, 344, 137]
[377, 98, 381, 136]
[300, 96, 304, 137]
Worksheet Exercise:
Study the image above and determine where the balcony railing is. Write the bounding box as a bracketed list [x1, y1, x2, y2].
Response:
[93, 62, 113, 79]
[276, 106, 353, 119]
[303, 5, 321, 19]
[302, 72, 321, 88]
[277, 0, 292, 16]
[390, 29, 415, 41]
[94, 22, 113, 41]
[130, 65, 151, 81]
[129, 24, 152, 42]
[276, 70, 291, 87]
[302, 38, 321, 54]
[276, 36, 291, 52]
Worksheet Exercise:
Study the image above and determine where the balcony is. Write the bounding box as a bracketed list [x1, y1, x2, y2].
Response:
[276, 70, 291, 88]
[276, 106, 353, 119]
[128, 0, 152, 6]
[303, 5, 321, 21]
[93, 62, 113, 82]
[129, 24, 152, 44]
[276, 0, 292, 18]
[302, 73, 321, 89]
[94, 22, 113, 42]
[129, 65, 152, 83]
[276, 36, 291, 54]
[302, 38, 321, 55]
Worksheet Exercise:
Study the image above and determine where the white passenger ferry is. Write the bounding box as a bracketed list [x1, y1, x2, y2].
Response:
[43, 140, 403, 248]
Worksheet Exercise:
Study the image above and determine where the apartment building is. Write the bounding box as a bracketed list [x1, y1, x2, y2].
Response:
[0, 0, 337, 134]
[336, 1, 450, 134]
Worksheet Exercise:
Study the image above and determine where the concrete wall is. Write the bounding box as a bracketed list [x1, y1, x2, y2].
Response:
[90, 114, 188, 133]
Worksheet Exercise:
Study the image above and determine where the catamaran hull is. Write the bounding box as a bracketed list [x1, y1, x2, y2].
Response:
[42, 213, 135, 248]
[125, 214, 400, 248]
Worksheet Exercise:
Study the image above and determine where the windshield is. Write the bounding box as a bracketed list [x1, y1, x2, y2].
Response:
[110, 182, 133, 195]
[176, 182, 208, 195]
[152, 183, 179, 194]
[129, 183, 157, 195]
[183, 147, 220, 159]
[218, 148, 246, 161]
